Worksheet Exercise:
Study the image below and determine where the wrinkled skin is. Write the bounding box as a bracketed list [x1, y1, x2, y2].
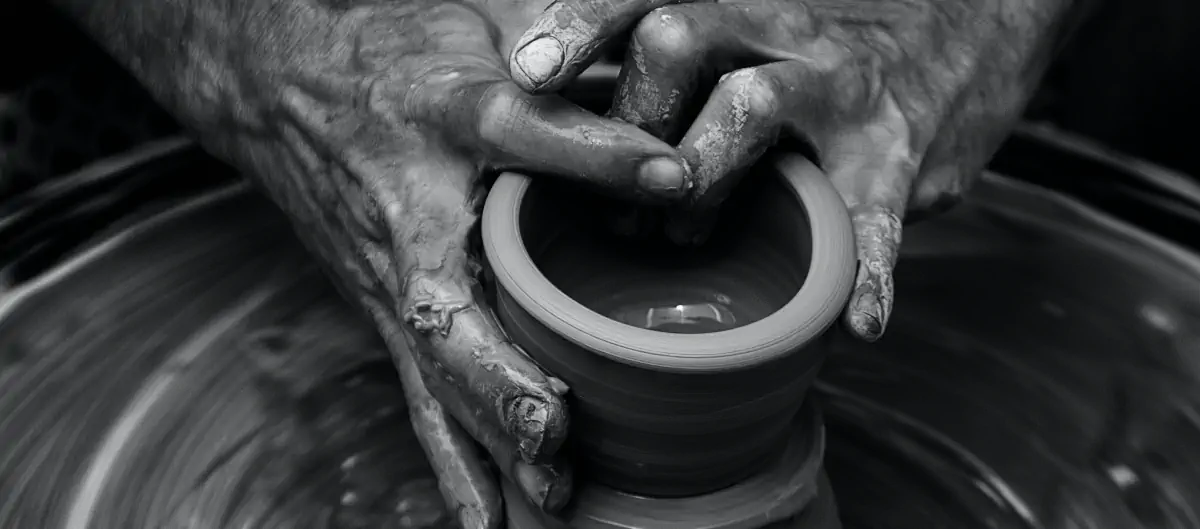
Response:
[49, 0, 696, 527]
[46, 0, 1088, 526]
[508, 0, 1089, 341]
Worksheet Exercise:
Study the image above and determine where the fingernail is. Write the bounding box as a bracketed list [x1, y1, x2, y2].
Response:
[848, 292, 884, 341]
[458, 506, 487, 529]
[515, 462, 572, 513]
[637, 157, 688, 197]
[508, 396, 548, 461]
[514, 37, 564, 88]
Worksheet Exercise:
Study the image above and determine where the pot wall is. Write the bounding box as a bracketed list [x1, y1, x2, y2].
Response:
[497, 283, 827, 497]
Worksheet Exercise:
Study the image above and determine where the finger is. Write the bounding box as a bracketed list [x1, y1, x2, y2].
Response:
[824, 94, 919, 342]
[610, 3, 772, 141]
[670, 57, 867, 245]
[469, 83, 692, 202]
[401, 266, 571, 465]
[399, 355, 502, 529]
[609, 4, 713, 140]
[413, 347, 574, 513]
[610, 3, 846, 140]
[508, 0, 707, 93]
[366, 154, 571, 466]
[364, 302, 503, 529]
[387, 165, 574, 512]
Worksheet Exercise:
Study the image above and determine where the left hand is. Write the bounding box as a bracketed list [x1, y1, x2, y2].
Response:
[504, 0, 1086, 341]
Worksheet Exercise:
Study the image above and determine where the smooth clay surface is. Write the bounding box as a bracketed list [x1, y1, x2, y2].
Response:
[483, 155, 855, 496]
[483, 154, 856, 374]
[2, 142, 1200, 528]
[500, 400, 838, 529]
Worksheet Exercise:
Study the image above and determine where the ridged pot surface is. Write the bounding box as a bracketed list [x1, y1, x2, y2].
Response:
[483, 155, 856, 496]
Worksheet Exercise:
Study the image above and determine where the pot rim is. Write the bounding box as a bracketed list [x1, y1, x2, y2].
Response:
[482, 153, 856, 373]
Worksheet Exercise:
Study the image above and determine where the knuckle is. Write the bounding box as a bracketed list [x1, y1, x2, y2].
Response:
[377, 50, 505, 129]
[475, 83, 531, 147]
[404, 62, 497, 120]
[523, 0, 603, 52]
[852, 206, 903, 260]
[379, 191, 410, 236]
[631, 7, 701, 62]
[550, 0, 603, 33]
[719, 68, 782, 119]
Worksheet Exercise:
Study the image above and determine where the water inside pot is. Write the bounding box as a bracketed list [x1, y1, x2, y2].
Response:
[525, 176, 810, 335]
[606, 297, 743, 333]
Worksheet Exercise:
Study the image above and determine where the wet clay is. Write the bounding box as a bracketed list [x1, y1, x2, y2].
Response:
[3, 142, 1200, 528]
[482, 157, 854, 497]
[500, 402, 834, 529]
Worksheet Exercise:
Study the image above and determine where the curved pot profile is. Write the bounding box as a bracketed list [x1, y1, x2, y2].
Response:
[482, 153, 856, 496]
[501, 400, 839, 529]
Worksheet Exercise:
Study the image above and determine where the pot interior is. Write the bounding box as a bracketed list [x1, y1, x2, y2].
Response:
[518, 174, 812, 335]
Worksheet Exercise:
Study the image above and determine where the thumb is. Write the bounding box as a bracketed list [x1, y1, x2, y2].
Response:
[825, 94, 918, 342]
[509, 0, 701, 93]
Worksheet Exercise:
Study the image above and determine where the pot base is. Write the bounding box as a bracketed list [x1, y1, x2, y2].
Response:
[503, 401, 839, 529]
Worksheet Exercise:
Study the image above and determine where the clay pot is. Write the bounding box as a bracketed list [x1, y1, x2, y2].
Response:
[502, 400, 841, 529]
[482, 153, 856, 496]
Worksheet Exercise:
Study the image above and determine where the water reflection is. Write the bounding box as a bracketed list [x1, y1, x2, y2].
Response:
[608, 298, 743, 333]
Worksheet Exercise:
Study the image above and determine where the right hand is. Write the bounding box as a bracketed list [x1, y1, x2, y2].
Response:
[162, 1, 692, 527]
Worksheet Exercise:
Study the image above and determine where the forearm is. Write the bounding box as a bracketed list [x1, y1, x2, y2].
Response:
[46, 0, 332, 135]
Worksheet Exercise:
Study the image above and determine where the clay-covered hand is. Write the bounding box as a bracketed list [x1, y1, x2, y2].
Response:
[507, 0, 1088, 341]
[91, 1, 691, 527]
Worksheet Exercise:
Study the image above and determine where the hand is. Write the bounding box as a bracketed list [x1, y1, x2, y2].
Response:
[506, 0, 1084, 341]
[143, 1, 691, 527]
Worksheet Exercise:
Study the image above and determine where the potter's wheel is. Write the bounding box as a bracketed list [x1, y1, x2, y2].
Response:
[3, 137, 1200, 529]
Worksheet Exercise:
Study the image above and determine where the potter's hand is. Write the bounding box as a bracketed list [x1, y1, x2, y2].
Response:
[507, 0, 1086, 341]
[50, 0, 691, 527]
[237, 5, 692, 527]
